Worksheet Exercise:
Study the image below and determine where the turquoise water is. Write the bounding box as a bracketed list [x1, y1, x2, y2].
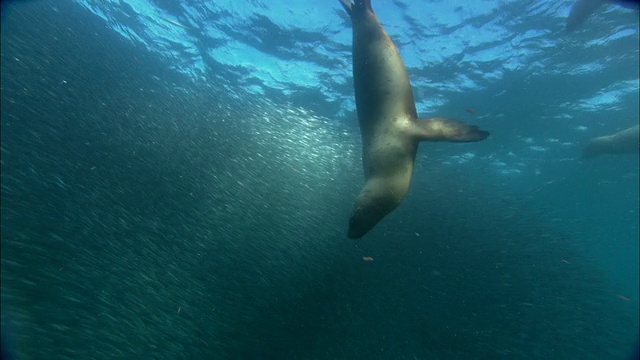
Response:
[1, 0, 638, 358]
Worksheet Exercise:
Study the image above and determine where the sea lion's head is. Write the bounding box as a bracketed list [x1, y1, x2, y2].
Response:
[347, 188, 399, 239]
[581, 136, 607, 159]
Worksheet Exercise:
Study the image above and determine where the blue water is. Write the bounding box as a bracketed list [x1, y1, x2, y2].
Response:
[1, 0, 638, 358]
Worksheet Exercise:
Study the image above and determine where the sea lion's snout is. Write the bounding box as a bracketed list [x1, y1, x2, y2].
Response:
[348, 211, 380, 239]
[581, 140, 598, 159]
[347, 221, 368, 239]
[347, 194, 397, 239]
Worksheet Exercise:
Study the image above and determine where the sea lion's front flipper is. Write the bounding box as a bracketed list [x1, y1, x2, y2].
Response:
[411, 118, 489, 142]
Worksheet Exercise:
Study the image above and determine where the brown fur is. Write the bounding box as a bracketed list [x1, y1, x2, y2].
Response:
[582, 125, 639, 159]
[339, 0, 489, 238]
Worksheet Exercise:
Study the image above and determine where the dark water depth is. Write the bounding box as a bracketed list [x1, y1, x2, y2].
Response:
[1, 1, 638, 359]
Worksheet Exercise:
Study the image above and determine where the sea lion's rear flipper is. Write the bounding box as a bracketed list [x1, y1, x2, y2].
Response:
[338, 0, 353, 16]
[411, 118, 489, 142]
[338, 0, 353, 15]
[566, 0, 603, 32]
[338, 0, 372, 16]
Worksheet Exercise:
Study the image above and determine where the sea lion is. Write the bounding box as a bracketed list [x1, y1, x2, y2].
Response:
[581, 124, 639, 158]
[566, 0, 638, 32]
[338, 0, 490, 239]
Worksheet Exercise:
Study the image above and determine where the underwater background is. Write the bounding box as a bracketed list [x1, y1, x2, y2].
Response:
[1, 0, 638, 359]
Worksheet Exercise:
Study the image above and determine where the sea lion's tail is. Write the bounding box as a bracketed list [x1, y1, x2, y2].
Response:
[338, 0, 372, 17]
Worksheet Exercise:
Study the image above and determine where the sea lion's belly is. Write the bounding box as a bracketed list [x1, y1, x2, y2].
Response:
[352, 15, 417, 130]
[362, 122, 417, 179]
